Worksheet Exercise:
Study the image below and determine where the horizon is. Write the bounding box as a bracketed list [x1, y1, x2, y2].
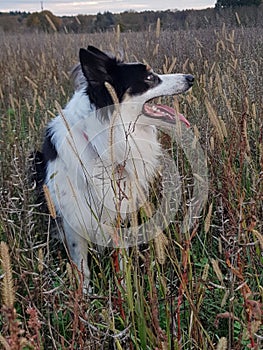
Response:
[0, 1, 216, 16]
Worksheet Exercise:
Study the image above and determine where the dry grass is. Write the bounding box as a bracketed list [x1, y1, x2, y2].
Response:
[0, 24, 262, 350]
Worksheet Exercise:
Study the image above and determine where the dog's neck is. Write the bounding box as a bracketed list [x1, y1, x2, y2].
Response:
[60, 90, 160, 209]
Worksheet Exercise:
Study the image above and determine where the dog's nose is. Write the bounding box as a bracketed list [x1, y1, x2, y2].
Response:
[185, 74, 194, 86]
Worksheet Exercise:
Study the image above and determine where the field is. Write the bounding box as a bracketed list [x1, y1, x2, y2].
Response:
[0, 23, 262, 350]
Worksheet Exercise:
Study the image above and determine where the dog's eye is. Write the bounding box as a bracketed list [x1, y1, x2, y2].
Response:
[145, 73, 155, 82]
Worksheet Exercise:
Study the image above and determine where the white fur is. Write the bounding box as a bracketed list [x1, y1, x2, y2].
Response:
[45, 71, 191, 290]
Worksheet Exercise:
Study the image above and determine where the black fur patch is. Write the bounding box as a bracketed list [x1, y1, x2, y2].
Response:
[30, 150, 46, 188]
[79, 46, 161, 120]
[29, 150, 46, 209]
[42, 129, 57, 162]
[30, 129, 57, 202]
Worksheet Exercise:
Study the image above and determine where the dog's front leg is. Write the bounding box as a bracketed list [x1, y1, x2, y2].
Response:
[62, 222, 90, 293]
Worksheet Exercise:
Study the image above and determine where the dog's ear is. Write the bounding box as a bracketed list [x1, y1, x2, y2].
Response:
[79, 47, 113, 84]
[87, 45, 109, 59]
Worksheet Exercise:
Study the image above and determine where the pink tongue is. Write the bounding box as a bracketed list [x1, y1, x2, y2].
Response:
[144, 103, 190, 127]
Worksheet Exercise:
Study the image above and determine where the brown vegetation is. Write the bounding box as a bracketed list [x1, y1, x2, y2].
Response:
[1, 5, 263, 33]
[0, 21, 262, 349]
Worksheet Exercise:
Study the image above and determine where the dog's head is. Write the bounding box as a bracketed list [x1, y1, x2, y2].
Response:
[78, 45, 194, 126]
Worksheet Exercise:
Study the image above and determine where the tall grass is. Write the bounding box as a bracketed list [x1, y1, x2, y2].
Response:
[0, 25, 262, 349]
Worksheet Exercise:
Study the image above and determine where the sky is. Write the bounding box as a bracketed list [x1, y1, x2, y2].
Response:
[0, 0, 216, 16]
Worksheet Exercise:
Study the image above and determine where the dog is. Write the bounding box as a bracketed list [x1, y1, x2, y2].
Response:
[37, 45, 194, 291]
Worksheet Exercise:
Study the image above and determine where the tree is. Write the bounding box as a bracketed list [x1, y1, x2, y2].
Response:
[94, 12, 116, 31]
[26, 10, 62, 32]
[215, 0, 261, 8]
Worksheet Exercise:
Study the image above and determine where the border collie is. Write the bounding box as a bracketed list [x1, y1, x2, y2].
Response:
[37, 45, 194, 291]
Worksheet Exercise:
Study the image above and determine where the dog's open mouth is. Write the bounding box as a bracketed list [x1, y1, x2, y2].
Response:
[143, 102, 190, 127]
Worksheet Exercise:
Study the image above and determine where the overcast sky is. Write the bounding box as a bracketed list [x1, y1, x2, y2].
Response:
[0, 0, 216, 16]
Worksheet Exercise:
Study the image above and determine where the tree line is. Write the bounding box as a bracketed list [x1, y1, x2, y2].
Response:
[0, 0, 262, 33]
[216, 0, 261, 7]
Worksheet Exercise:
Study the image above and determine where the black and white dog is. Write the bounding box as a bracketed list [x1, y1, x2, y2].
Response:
[38, 46, 194, 290]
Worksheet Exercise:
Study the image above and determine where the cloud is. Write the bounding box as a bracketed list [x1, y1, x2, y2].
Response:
[50, 0, 148, 14]
[0, 0, 215, 15]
